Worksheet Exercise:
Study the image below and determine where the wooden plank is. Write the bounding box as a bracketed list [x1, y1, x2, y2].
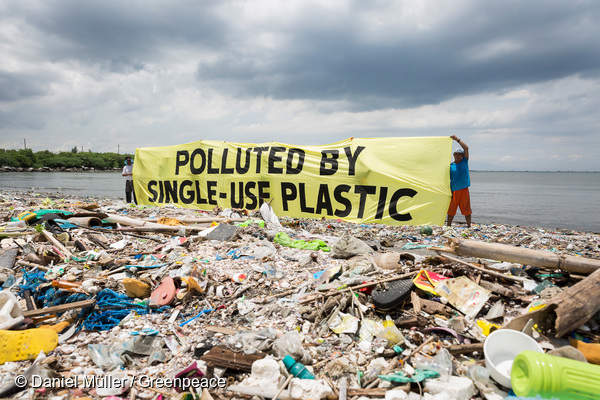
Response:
[200, 346, 265, 372]
[22, 299, 95, 317]
[446, 342, 484, 355]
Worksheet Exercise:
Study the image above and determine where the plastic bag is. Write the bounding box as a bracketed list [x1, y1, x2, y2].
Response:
[272, 331, 312, 364]
[328, 311, 360, 334]
[376, 316, 405, 345]
[413, 270, 449, 295]
[413, 348, 453, 377]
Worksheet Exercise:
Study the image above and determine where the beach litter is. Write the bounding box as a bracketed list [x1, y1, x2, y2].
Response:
[0, 190, 598, 399]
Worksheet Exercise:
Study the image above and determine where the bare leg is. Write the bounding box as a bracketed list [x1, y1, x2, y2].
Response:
[466, 215, 471, 227]
[447, 215, 454, 226]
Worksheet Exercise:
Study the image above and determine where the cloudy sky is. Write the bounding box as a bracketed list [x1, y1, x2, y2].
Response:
[1, 0, 599, 170]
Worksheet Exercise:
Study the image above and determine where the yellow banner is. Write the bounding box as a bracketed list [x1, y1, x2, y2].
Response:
[132, 137, 452, 225]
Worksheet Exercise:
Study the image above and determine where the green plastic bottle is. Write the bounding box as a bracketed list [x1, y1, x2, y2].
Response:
[511, 350, 600, 399]
[282, 355, 315, 379]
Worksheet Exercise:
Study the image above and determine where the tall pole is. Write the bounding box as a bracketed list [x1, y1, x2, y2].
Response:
[24, 138, 26, 149]
[118, 144, 120, 154]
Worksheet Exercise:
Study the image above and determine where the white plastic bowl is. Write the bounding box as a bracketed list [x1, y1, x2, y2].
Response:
[483, 328, 543, 388]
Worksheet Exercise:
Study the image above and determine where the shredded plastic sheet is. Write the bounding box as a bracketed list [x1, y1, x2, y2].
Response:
[413, 269, 449, 295]
[378, 368, 440, 383]
[274, 232, 330, 252]
[328, 311, 360, 334]
[236, 219, 265, 228]
[11, 209, 74, 222]
[357, 317, 405, 347]
[434, 276, 491, 319]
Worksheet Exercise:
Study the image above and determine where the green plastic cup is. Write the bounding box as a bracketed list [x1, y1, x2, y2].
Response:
[511, 350, 600, 399]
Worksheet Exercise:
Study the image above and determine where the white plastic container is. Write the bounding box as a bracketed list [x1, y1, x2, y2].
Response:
[0, 291, 24, 329]
[484, 328, 543, 388]
[6, 220, 27, 229]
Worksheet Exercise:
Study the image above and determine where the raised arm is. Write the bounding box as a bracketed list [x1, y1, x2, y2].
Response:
[450, 135, 469, 159]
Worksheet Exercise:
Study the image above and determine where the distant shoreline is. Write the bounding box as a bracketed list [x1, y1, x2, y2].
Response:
[0, 166, 121, 172]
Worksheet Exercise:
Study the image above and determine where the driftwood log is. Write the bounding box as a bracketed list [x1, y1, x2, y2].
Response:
[505, 268, 600, 337]
[450, 238, 600, 275]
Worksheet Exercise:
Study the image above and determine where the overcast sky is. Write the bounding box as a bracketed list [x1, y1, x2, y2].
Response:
[1, 0, 599, 170]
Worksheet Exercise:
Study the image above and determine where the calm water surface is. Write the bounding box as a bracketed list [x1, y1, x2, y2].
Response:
[1, 171, 598, 232]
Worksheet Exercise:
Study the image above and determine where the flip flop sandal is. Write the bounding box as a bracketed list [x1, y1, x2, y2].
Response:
[150, 277, 177, 306]
[0, 328, 58, 364]
[372, 279, 414, 311]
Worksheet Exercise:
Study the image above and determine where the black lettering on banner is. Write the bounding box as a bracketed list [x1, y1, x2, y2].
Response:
[253, 147, 269, 173]
[207, 181, 217, 205]
[344, 146, 365, 176]
[333, 184, 352, 217]
[164, 180, 178, 203]
[286, 148, 305, 174]
[320, 150, 339, 175]
[389, 188, 417, 221]
[268, 146, 285, 174]
[207, 149, 219, 174]
[175, 151, 189, 175]
[354, 185, 376, 219]
[257, 181, 270, 205]
[236, 148, 251, 174]
[298, 182, 314, 213]
[316, 184, 334, 215]
[221, 149, 234, 174]
[190, 148, 206, 174]
[375, 186, 388, 219]
[180, 180, 194, 204]
[230, 182, 244, 208]
[244, 181, 257, 209]
[280, 182, 297, 211]
[195, 180, 207, 204]
[157, 180, 164, 203]
[148, 181, 158, 202]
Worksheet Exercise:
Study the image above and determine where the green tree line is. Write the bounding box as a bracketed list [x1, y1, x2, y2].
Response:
[0, 148, 134, 169]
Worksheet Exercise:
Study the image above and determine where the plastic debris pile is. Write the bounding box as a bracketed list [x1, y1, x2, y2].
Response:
[0, 190, 599, 399]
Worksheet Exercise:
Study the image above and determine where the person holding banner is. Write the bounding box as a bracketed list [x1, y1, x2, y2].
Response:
[447, 135, 471, 227]
[122, 156, 137, 204]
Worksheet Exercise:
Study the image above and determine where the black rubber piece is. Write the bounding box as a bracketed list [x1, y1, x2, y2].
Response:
[372, 279, 414, 311]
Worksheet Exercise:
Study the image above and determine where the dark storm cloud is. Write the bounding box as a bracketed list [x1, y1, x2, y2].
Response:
[0, 71, 50, 102]
[197, 1, 600, 109]
[7, 0, 227, 71]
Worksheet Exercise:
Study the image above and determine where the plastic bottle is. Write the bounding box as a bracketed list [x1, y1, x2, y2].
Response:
[511, 350, 600, 399]
[282, 355, 315, 379]
[6, 220, 27, 229]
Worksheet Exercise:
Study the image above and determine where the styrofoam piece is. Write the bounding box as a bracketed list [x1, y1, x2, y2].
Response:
[228, 357, 286, 399]
[288, 378, 334, 400]
[385, 389, 409, 400]
[425, 376, 476, 400]
[0, 290, 24, 330]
